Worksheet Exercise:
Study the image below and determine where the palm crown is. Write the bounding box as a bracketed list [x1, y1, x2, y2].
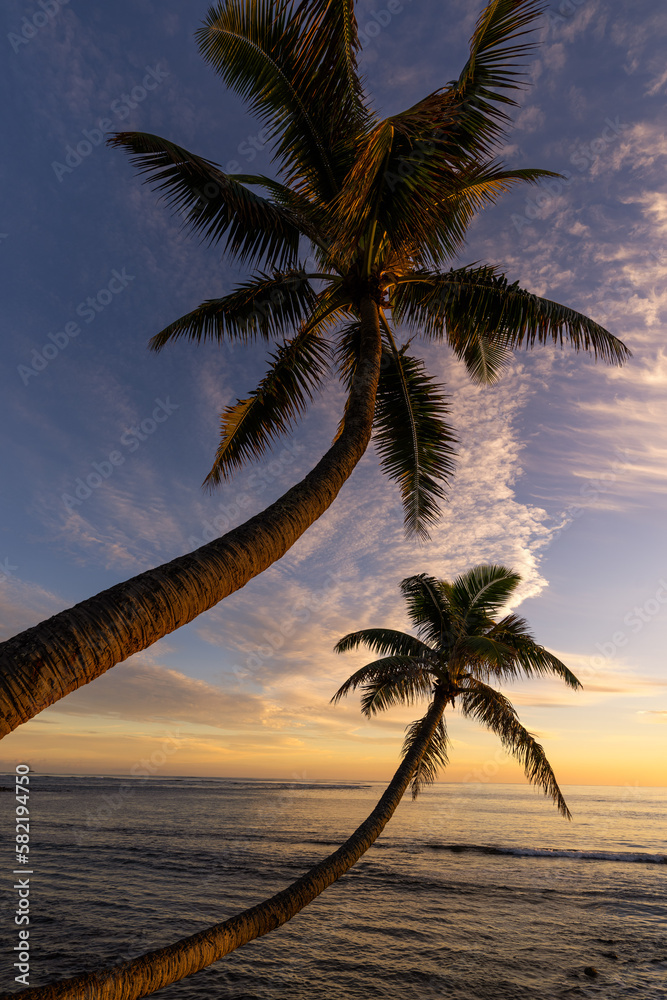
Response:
[109, 0, 629, 539]
[333, 565, 580, 816]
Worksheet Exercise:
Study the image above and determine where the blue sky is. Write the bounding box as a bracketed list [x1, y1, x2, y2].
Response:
[1, 0, 666, 787]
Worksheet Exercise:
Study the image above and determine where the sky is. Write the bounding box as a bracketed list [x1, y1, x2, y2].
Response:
[1, 0, 666, 790]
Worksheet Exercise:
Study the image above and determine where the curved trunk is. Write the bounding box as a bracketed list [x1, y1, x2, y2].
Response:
[0, 297, 382, 739]
[5, 688, 449, 1000]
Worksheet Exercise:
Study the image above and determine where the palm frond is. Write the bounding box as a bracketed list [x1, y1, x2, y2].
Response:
[196, 0, 370, 198]
[238, 172, 327, 245]
[328, 117, 487, 268]
[392, 266, 630, 365]
[204, 324, 332, 486]
[326, 118, 397, 261]
[331, 656, 435, 716]
[362, 1, 544, 166]
[334, 627, 435, 660]
[486, 615, 582, 689]
[450, 564, 522, 617]
[322, 0, 549, 266]
[196, 1, 333, 196]
[460, 334, 513, 384]
[442, 166, 556, 211]
[402, 713, 450, 798]
[374, 342, 456, 538]
[360, 669, 435, 718]
[289, 0, 369, 138]
[451, 0, 547, 157]
[459, 678, 571, 818]
[107, 132, 301, 268]
[400, 574, 460, 652]
[149, 269, 319, 351]
[429, 163, 556, 275]
[457, 633, 518, 670]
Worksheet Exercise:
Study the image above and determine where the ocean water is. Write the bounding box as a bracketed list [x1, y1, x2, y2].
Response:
[1, 775, 666, 999]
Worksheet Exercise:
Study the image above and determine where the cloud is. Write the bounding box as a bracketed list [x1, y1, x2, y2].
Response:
[0, 576, 65, 640]
[514, 105, 545, 133]
[35, 477, 190, 571]
[637, 710, 667, 723]
[48, 655, 267, 729]
[603, 123, 667, 178]
[645, 65, 667, 96]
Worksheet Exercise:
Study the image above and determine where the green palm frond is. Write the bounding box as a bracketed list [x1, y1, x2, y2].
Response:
[400, 574, 460, 651]
[459, 333, 513, 384]
[403, 712, 450, 798]
[451, 0, 547, 157]
[459, 678, 571, 818]
[329, 120, 509, 269]
[324, 0, 547, 262]
[107, 132, 301, 268]
[196, 1, 333, 196]
[374, 342, 457, 538]
[392, 265, 630, 365]
[331, 656, 435, 716]
[329, 66, 553, 269]
[290, 0, 369, 137]
[430, 164, 556, 275]
[457, 633, 518, 670]
[149, 269, 320, 351]
[333, 627, 435, 660]
[239, 172, 327, 246]
[442, 165, 556, 212]
[205, 324, 332, 486]
[360, 669, 435, 718]
[370, 2, 545, 162]
[196, 0, 370, 199]
[449, 564, 522, 617]
[486, 615, 582, 689]
[326, 119, 399, 263]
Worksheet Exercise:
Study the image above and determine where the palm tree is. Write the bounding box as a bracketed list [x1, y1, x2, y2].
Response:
[8, 566, 580, 1000]
[0, 0, 627, 739]
[331, 565, 580, 807]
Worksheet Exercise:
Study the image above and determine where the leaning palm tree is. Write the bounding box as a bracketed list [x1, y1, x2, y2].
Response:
[7, 566, 580, 1000]
[0, 0, 627, 739]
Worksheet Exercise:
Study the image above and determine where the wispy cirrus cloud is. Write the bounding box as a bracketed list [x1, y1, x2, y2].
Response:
[0, 576, 64, 640]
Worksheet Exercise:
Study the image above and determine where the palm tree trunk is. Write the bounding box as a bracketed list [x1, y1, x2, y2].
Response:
[0, 297, 382, 739]
[5, 687, 448, 1000]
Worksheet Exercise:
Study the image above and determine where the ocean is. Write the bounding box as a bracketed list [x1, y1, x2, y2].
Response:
[2, 775, 666, 999]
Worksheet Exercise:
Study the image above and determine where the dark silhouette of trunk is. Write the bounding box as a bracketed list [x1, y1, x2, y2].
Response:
[2, 687, 448, 1000]
[0, 297, 382, 739]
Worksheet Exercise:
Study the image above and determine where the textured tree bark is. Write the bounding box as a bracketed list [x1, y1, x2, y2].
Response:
[0, 297, 382, 739]
[3, 687, 448, 1000]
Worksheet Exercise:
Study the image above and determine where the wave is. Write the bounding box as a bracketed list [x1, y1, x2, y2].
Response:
[424, 843, 667, 865]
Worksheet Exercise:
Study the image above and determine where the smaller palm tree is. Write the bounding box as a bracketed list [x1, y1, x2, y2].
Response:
[13, 566, 578, 1000]
[333, 564, 580, 815]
